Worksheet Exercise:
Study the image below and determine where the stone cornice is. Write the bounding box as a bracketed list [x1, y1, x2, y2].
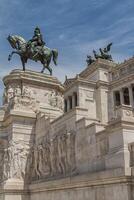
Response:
[0, 111, 36, 128]
[3, 69, 65, 93]
[64, 78, 109, 93]
[96, 80, 109, 89]
[64, 77, 96, 92]
[64, 59, 116, 91]
[110, 73, 134, 89]
[79, 58, 116, 78]
[106, 118, 134, 131]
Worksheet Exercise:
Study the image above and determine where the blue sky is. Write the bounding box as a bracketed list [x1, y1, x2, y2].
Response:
[0, 0, 134, 102]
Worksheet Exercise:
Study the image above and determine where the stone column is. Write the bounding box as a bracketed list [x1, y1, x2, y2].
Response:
[74, 92, 78, 107]
[67, 97, 70, 112]
[68, 96, 73, 110]
[72, 93, 75, 108]
[119, 89, 124, 105]
[64, 99, 67, 112]
[128, 85, 134, 107]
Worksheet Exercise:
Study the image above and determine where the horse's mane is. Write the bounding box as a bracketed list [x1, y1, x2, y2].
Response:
[14, 35, 27, 43]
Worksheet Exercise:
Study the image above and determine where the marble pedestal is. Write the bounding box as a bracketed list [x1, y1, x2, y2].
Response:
[0, 69, 64, 200]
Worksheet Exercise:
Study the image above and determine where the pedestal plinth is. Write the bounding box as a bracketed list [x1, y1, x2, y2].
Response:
[0, 69, 64, 200]
[3, 69, 64, 120]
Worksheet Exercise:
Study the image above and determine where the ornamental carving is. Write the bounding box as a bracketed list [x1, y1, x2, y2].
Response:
[29, 130, 76, 180]
[86, 90, 94, 101]
[3, 84, 21, 104]
[44, 90, 64, 110]
[3, 140, 30, 180]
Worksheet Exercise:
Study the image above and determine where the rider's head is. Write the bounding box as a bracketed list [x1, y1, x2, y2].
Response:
[104, 48, 107, 52]
[34, 26, 40, 35]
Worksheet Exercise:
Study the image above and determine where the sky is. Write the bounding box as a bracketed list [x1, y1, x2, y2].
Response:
[0, 0, 134, 103]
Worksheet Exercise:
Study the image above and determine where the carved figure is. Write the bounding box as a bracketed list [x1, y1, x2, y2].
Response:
[3, 149, 10, 179]
[86, 55, 95, 65]
[14, 85, 21, 96]
[56, 93, 64, 110]
[93, 43, 113, 61]
[33, 146, 40, 178]
[50, 138, 57, 176]
[57, 134, 67, 175]
[7, 86, 14, 102]
[22, 86, 31, 98]
[49, 91, 57, 107]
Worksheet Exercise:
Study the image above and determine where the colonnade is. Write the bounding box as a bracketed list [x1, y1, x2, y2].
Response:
[114, 85, 134, 107]
[64, 92, 78, 112]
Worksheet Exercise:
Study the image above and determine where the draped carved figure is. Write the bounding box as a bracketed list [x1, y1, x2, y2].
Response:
[43, 141, 52, 176]
[3, 140, 30, 180]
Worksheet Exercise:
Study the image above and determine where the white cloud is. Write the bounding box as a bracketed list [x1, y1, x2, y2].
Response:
[58, 34, 65, 40]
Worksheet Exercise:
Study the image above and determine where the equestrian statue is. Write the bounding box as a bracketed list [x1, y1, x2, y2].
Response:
[7, 27, 58, 75]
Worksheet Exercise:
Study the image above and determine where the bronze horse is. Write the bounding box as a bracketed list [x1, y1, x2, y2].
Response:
[7, 35, 58, 75]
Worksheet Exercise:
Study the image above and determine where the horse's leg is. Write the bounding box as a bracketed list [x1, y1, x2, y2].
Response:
[40, 52, 52, 75]
[41, 61, 52, 75]
[22, 61, 25, 71]
[41, 65, 45, 73]
[21, 57, 26, 71]
[47, 65, 52, 75]
[8, 51, 20, 61]
[41, 58, 47, 73]
[46, 57, 52, 75]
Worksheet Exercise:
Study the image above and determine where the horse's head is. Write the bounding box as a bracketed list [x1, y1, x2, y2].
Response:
[7, 35, 17, 49]
[7, 35, 27, 50]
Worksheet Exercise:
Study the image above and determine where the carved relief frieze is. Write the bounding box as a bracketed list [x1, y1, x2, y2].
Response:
[3, 83, 22, 104]
[4, 85, 39, 113]
[5, 95, 39, 113]
[44, 90, 64, 110]
[30, 129, 76, 181]
[3, 140, 30, 180]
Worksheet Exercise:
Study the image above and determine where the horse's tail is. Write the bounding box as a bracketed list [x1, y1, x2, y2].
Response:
[52, 49, 58, 65]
